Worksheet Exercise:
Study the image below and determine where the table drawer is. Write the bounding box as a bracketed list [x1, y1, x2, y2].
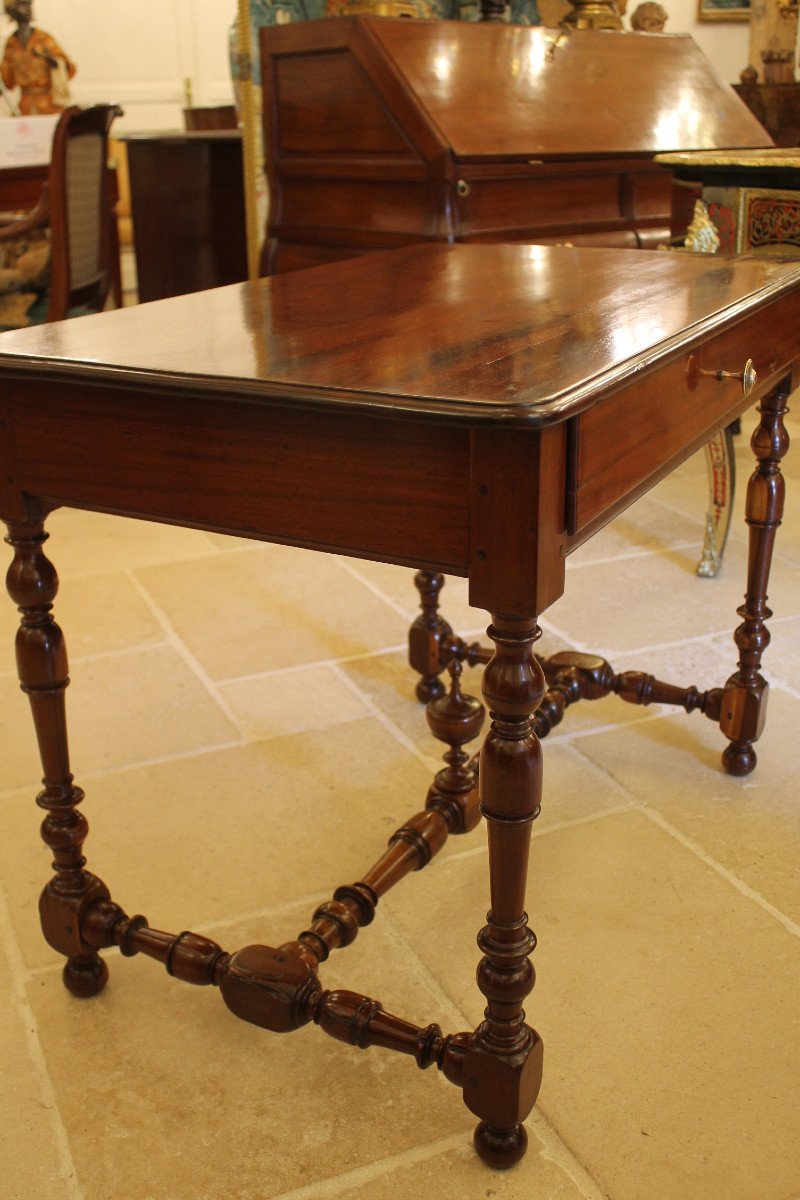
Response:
[571, 286, 800, 535]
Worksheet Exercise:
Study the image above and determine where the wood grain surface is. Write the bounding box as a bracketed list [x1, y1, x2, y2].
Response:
[1, 244, 798, 426]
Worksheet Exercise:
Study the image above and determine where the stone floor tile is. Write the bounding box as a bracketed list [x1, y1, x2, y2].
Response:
[1, 644, 238, 796]
[201, 530, 254, 549]
[37, 507, 220, 576]
[340, 637, 660, 768]
[383, 810, 800, 1200]
[543, 536, 800, 654]
[568, 493, 703, 568]
[0, 913, 77, 1200]
[0, 569, 163, 674]
[134, 544, 410, 680]
[340, 648, 455, 761]
[217, 663, 369, 741]
[0, 717, 432, 970]
[24, 903, 470, 1200]
[575, 686, 800, 923]
[306, 1116, 589, 1200]
[335, 555, 421, 619]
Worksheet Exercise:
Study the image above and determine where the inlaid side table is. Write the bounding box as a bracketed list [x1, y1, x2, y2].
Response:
[1, 244, 798, 1172]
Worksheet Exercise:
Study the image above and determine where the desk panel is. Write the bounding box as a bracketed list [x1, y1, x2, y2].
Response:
[7, 379, 470, 571]
[125, 132, 248, 302]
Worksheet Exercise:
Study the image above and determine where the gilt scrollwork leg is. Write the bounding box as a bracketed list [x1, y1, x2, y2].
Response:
[4, 515, 110, 997]
[697, 425, 736, 577]
[721, 381, 790, 775]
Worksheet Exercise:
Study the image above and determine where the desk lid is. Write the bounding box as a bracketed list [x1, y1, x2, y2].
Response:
[261, 17, 770, 161]
[0, 244, 798, 425]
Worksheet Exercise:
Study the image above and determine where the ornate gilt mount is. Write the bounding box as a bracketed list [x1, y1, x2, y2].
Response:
[683, 199, 721, 255]
[561, 0, 623, 28]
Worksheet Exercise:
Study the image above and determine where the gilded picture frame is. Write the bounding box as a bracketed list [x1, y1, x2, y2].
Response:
[697, 0, 750, 21]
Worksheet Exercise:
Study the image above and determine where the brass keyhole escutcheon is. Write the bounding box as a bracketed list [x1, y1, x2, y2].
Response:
[456, 179, 470, 197]
[687, 356, 757, 397]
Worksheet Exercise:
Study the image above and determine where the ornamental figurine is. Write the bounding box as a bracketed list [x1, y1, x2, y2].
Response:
[630, 0, 667, 30]
[1, 0, 76, 115]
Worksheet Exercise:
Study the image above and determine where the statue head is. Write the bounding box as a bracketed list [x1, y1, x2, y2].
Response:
[4, 0, 33, 23]
[630, 0, 667, 30]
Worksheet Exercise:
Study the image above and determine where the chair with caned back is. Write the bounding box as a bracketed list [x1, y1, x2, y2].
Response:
[0, 104, 123, 330]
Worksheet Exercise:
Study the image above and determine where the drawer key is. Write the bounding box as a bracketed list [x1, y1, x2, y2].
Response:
[687, 355, 757, 397]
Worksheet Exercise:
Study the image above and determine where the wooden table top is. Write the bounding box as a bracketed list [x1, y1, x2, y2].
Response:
[121, 130, 242, 144]
[1, 244, 799, 427]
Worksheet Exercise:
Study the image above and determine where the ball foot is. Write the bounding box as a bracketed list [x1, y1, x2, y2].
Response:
[415, 675, 446, 704]
[722, 742, 757, 777]
[473, 1121, 528, 1169]
[63, 953, 108, 998]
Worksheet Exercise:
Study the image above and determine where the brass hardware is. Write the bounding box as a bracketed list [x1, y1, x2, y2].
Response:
[689, 356, 757, 397]
[544, 24, 572, 61]
[456, 180, 470, 198]
[656, 149, 800, 171]
[561, 1, 621, 29]
[682, 200, 720, 255]
[328, 0, 427, 13]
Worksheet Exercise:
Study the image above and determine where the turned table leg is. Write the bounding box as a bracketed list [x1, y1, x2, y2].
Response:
[409, 570, 452, 702]
[721, 380, 791, 775]
[463, 614, 544, 1168]
[4, 515, 110, 997]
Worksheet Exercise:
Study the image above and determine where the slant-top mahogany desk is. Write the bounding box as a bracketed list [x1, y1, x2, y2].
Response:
[0, 244, 798, 1171]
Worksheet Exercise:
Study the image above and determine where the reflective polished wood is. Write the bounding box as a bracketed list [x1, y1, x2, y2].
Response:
[0, 162, 47, 215]
[734, 82, 800, 149]
[124, 130, 248, 302]
[259, 18, 771, 272]
[1, 244, 798, 1173]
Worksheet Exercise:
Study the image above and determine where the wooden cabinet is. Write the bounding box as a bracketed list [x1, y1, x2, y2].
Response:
[125, 131, 247, 302]
[733, 83, 800, 148]
[259, 17, 771, 273]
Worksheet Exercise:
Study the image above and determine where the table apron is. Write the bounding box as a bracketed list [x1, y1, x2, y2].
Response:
[2, 380, 473, 573]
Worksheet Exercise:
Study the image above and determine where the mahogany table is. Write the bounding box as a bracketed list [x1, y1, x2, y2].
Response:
[0, 244, 798, 1172]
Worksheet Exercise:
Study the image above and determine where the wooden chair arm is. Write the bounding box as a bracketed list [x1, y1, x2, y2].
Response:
[0, 186, 51, 243]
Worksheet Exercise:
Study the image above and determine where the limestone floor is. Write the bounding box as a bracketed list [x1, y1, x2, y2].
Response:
[1, 399, 799, 1200]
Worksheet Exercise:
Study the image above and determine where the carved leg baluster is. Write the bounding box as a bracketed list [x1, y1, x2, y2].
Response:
[424, 656, 485, 822]
[464, 615, 545, 1169]
[4, 517, 110, 997]
[409, 570, 453, 702]
[442, 633, 493, 673]
[276, 656, 486, 970]
[80, 903, 471, 1085]
[721, 382, 791, 776]
[531, 650, 723, 737]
